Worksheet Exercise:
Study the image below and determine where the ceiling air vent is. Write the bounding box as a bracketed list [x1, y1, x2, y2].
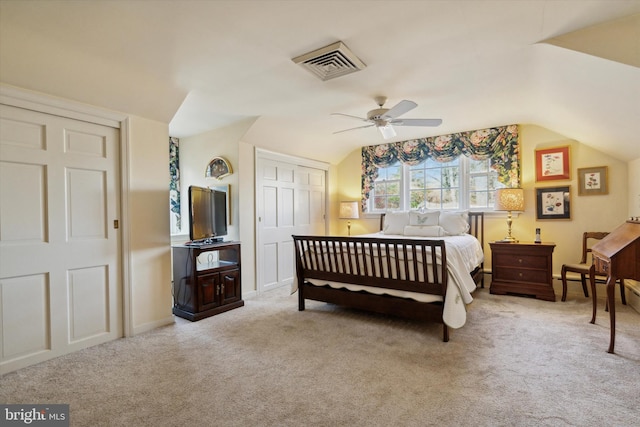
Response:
[292, 41, 366, 81]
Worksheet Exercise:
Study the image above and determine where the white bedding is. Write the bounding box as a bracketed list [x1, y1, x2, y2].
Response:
[292, 232, 483, 329]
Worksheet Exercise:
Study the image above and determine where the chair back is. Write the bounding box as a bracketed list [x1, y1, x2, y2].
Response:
[581, 232, 609, 264]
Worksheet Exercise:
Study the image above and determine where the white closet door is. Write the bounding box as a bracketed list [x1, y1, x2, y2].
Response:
[256, 157, 326, 293]
[0, 105, 122, 374]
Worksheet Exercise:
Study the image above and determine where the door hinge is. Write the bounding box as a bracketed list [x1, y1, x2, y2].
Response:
[114, 220, 119, 229]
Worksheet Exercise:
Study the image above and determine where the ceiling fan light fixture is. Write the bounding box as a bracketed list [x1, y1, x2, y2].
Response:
[379, 124, 396, 139]
[292, 41, 366, 81]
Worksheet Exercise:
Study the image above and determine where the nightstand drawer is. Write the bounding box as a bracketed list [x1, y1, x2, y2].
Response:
[494, 253, 548, 270]
[494, 268, 548, 284]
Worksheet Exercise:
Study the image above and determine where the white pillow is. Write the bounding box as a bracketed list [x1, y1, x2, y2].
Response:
[439, 210, 470, 235]
[403, 225, 446, 237]
[382, 211, 409, 234]
[409, 210, 440, 226]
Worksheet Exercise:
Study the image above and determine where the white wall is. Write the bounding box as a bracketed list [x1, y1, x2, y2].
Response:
[175, 118, 258, 297]
[238, 141, 256, 298]
[127, 116, 174, 334]
[629, 158, 640, 219]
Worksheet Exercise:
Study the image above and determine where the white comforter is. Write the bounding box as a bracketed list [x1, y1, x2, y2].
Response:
[292, 232, 483, 329]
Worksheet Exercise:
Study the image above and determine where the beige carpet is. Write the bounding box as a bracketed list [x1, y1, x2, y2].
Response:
[1, 285, 639, 427]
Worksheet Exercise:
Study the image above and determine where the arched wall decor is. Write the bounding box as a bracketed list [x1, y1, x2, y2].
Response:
[206, 156, 233, 180]
[361, 124, 520, 212]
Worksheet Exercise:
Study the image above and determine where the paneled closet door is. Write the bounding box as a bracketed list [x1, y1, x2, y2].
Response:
[256, 157, 325, 293]
[0, 104, 122, 374]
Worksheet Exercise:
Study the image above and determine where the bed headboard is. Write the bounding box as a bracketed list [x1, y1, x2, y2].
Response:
[379, 211, 485, 248]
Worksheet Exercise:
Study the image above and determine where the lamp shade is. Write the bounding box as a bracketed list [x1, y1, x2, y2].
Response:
[495, 188, 524, 212]
[339, 201, 359, 219]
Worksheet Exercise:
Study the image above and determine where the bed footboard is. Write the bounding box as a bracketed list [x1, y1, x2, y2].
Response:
[292, 235, 450, 341]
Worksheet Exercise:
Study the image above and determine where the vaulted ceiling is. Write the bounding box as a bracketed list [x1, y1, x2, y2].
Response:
[1, 1, 638, 164]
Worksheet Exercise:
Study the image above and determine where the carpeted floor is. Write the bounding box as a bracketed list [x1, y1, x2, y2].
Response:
[1, 284, 639, 427]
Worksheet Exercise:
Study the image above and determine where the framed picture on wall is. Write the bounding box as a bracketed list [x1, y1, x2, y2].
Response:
[536, 186, 571, 220]
[578, 166, 608, 196]
[535, 146, 570, 181]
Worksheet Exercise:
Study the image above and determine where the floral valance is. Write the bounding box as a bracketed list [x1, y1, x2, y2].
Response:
[169, 136, 181, 234]
[361, 124, 520, 211]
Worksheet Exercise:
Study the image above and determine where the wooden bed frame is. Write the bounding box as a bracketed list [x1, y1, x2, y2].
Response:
[292, 212, 484, 342]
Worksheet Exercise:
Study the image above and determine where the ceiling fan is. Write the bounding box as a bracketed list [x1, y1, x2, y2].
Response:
[331, 96, 442, 139]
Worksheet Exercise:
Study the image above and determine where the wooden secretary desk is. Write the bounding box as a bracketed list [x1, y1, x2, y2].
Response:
[590, 220, 640, 353]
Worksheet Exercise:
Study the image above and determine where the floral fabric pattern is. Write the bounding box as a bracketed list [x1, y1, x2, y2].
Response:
[169, 136, 181, 233]
[361, 124, 519, 211]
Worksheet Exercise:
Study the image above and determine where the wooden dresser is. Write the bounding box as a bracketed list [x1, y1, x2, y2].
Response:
[590, 220, 640, 353]
[490, 242, 556, 301]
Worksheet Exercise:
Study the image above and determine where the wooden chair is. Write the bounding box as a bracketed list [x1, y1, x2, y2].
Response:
[561, 232, 626, 305]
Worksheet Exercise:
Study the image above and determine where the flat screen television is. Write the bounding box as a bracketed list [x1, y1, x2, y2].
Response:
[188, 185, 227, 244]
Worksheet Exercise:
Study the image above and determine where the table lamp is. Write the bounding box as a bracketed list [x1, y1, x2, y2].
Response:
[495, 188, 524, 243]
[339, 201, 359, 236]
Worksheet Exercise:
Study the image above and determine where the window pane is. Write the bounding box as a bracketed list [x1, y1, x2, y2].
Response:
[410, 190, 426, 209]
[418, 158, 438, 168]
[409, 170, 425, 189]
[425, 189, 441, 208]
[470, 175, 487, 191]
[469, 158, 489, 173]
[425, 170, 441, 189]
[488, 184, 504, 206]
[442, 189, 459, 209]
[386, 181, 400, 195]
[442, 167, 459, 187]
[387, 165, 401, 180]
[374, 196, 387, 210]
[376, 182, 387, 195]
[488, 179, 500, 191]
[470, 191, 488, 208]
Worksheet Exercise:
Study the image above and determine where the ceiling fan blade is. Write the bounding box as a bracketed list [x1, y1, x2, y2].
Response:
[382, 100, 417, 119]
[333, 124, 375, 134]
[391, 118, 443, 127]
[330, 112, 369, 122]
[378, 125, 396, 139]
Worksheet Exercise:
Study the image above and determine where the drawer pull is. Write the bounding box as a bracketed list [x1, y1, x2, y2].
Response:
[518, 272, 523, 278]
[518, 258, 523, 264]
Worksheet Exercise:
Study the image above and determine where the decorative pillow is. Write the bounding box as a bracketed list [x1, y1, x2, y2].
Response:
[439, 210, 470, 235]
[409, 210, 440, 226]
[382, 211, 409, 234]
[403, 225, 446, 237]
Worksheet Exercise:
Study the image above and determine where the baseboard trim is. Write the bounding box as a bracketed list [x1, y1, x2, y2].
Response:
[132, 316, 174, 335]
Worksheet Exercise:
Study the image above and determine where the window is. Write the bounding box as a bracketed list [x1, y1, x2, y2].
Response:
[409, 158, 460, 209]
[361, 125, 520, 212]
[370, 157, 504, 212]
[372, 163, 401, 210]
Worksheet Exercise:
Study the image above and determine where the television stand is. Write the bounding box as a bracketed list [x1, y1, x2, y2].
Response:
[172, 241, 243, 321]
[186, 237, 224, 247]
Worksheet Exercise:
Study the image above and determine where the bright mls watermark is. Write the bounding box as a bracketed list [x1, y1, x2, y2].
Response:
[1, 405, 69, 426]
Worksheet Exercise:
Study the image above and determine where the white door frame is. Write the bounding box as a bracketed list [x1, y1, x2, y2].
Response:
[254, 149, 329, 294]
[0, 84, 134, 337]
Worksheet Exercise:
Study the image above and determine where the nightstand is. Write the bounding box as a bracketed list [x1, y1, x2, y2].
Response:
[489, 242, 556, 301]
